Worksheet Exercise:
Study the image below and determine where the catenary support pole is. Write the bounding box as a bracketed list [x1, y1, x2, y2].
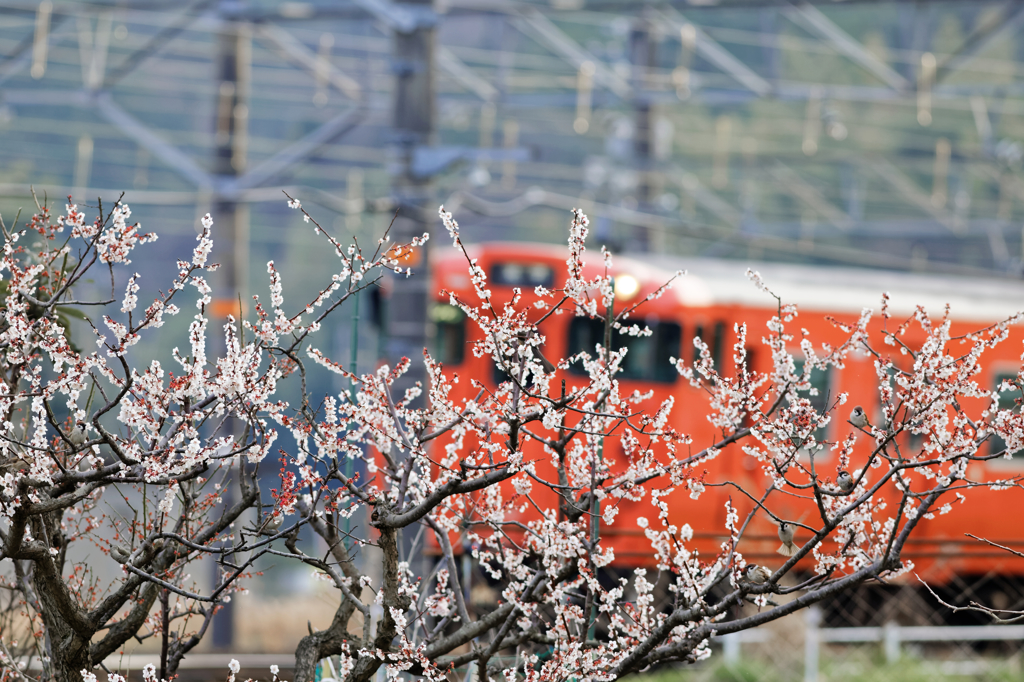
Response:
[630, 9, 657, 252]
[387, 0, 436, 582]
[209, 0, 251, 650]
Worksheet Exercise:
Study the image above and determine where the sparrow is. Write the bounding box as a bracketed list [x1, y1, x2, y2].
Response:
[254, 513, 283, 536]
[110, 545, 131, 564]
[744, 563, 771, 585]
[68, 420, 87, 448]
[0, 455, 30, 473]
[849, 406, 870, 429]
[836, 470, 854, 493]
[777, 521, 796, 557]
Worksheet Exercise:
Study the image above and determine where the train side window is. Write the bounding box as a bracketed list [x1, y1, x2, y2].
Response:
[691, 322, 725, 370]
[567, 317, 680, 383]
[740, 347, 758, 426]
[429, 304, 466, 366]
[493, 361, 511, 386]
[712, 321, 726, 370]
[692, 324, 704, 365]
[792, 358, 831, 448]
[492, 340, 554, 387]
[492, 335, 553, 387]
[653, 322, 682, 382]
[886, 365, 924, 452]
[990, 372, 1024, 460]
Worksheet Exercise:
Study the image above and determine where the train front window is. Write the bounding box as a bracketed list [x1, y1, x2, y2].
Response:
[491, 262, 555, 289]
[567, 317, 681, 383]
[429, 304, 466, 366]
[990, 372, 1024, 460]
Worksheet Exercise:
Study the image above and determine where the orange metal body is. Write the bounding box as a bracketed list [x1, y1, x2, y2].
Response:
[427, 243, 1024, 581]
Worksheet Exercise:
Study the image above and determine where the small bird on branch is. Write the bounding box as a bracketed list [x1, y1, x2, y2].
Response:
[110, 545, 131, 564]
[0, 455, 30, 473]
[777, 521, 796, 557]
[744, 564, 771, 585]
[849, 405, 870, 429]
[68, 420, 87, 448]
[836, 470, 854, 493]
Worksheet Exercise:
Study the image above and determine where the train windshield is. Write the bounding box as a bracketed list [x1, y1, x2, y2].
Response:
[491, 262, 555, 288]
[566, 317, 681, 383]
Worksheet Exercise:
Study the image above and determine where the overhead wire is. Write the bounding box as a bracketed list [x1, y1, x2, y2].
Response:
[0, 0, 1022, 267]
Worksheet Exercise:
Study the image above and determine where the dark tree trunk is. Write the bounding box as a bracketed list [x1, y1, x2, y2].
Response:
[293, 599, 362, 682]
[294, 626, 342, 682]
[25, 511, 94, 682]
[34, 578, 92, 682]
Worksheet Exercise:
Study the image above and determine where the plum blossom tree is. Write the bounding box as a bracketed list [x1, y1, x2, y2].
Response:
[0, 193, 421, 682]
[0, 194, 1022, 682]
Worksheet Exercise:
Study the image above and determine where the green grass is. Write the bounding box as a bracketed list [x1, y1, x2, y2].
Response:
[631, 651, 1023, 682]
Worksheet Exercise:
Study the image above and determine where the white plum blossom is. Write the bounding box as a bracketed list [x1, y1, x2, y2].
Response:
[7, 199, 1024, 682]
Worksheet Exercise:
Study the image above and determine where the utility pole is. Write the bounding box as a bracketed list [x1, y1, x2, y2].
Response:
[386, 0, 435, 402]
[386, 0, 436, 580]
[630, 10, 657, 252]
[209, 0, 250, 651]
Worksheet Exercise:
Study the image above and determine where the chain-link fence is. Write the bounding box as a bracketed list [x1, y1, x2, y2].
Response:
[638, 572, 1024, 681]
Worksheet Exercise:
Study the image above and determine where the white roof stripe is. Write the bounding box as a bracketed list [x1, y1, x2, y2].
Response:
[630, 255, 1024, 322]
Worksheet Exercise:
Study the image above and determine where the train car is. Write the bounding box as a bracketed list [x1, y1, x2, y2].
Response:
[427, 241, 1024, 585]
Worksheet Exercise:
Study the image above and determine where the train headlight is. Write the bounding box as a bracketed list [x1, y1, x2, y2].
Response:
[614, 274, 640, 301]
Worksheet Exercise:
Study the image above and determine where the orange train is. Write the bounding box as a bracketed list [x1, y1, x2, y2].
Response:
[427, 242, 1024, 583]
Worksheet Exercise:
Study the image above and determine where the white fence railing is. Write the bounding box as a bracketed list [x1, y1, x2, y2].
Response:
[14, 609, 1024, 679]
[714, 605, 1024, 682]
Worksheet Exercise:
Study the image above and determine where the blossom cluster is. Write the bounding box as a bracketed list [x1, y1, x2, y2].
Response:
[0, 195, 428, 682]
[2, 196, 1022, 682]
